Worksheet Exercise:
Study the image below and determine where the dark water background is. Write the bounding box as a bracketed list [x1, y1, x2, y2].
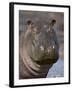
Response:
[19, 10, 64, 77]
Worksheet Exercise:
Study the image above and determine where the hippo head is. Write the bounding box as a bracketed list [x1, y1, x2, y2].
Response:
[24, 20, 59, 65]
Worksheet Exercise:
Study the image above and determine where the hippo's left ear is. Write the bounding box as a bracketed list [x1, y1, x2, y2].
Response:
[27, 20, 33, 25]
[26, 20, 35, 31]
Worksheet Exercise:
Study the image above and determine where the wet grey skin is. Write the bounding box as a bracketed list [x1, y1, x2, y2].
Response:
[19, 19, 59, 79]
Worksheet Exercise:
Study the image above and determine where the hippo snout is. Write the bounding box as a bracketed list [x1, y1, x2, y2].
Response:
[35, 45, 59, 65]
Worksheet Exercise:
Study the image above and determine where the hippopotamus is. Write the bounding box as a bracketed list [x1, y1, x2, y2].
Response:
[19, 19, 59, 79]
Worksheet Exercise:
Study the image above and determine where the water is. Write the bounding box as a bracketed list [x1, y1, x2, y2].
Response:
[47, 58, 64, 77]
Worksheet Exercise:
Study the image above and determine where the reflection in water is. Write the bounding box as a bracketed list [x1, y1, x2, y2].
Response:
[47, 58, 64, 77]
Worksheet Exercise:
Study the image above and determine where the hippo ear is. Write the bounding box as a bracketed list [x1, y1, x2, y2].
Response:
[27, 20, 38, 33]
[26, 20, 34, 31]
[27, 20, 33, 25]
[50, 19, 56, 27]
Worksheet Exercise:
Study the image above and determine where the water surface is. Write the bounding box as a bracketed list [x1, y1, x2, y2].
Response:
[47, 58, 64, 78]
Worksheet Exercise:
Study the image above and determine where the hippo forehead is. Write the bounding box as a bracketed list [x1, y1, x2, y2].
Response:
[33, 29, 56, 47]
[29, 22, 50, 34]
